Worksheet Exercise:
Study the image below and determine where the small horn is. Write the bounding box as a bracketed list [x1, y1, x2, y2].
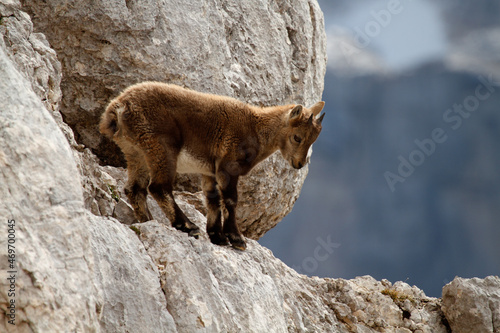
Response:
[307, 114, 314, 125]
[317, 113, 325, 124]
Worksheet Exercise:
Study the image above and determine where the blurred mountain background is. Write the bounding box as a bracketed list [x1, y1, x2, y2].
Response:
[259, 0, 500, 297]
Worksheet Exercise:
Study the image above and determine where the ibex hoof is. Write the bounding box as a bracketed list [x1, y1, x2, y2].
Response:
[231, 242, 247, 251]
[188, 228, 201, 239]
[174, 221, 200, 239]
[208, 232, 230, 246]
[227, 234, 247, 251]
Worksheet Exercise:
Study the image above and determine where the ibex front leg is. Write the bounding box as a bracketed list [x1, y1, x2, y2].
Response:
[216, 168, 246, 250]
[202, 175, 229, 246]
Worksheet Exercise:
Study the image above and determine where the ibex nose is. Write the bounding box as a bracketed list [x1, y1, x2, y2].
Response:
[291, 159, 306, 169]
[292, 161, 304, 169]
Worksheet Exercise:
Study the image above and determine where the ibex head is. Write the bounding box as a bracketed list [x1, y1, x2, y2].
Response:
[280, 101, 325, 169]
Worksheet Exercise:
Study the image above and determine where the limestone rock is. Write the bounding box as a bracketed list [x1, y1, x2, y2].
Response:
[89, 215, 177, 332]
[1, 0, 120, 220]
[135, 221, 345, 332]
[0, 0, 61, 113]
[0, 30, 99, 332]
[442, 276, 500, 333]
[0, 0, 82, 153]
[0, 45, 175, 333]
[74, 148, 124, 217]
[24, 0, 327, 239]
[129, 199, 450, 333]
[134, 216, 451, 333]
[237, 151, 310, 238]
[112, 198, 136, 225]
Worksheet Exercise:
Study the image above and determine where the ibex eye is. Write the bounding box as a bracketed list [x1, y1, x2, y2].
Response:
[293, 135, 302, 143]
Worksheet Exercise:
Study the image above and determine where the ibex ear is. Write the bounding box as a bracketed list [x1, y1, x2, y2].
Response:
[309, 101, 325, 116]
[289, 105, 303, 120]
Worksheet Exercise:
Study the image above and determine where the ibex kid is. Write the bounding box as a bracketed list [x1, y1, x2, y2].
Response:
[100, 82, 324, 250]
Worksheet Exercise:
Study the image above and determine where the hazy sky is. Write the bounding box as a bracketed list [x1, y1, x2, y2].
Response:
[321, 0, 447, 71]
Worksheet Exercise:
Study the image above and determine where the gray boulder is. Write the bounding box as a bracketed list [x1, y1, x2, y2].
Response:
[442, 276, 500, 333]
[24, 0, 328, 239]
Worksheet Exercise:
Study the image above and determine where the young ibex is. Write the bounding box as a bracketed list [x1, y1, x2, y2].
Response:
[100, 82, 324, 250]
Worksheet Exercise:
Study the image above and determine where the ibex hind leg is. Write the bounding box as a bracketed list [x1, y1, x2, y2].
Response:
[122, 145, 153, 222]
[142, 139, 200, 238]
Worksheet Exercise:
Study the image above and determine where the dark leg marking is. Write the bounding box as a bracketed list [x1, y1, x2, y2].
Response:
[202, 175, 229, 246]
[217, 172, 246, 250]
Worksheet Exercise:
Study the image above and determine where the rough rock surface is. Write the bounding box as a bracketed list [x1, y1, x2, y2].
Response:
[0, 1, 61, 113]
[0, 25, 99, 331]
[442, 276, 500, 333]
[0, 44, 175, 333]
[88, 215, 176, 332]
[23, 0, 327, 238]
[1, 0, 127, 221]
[136, 218, 452, 333]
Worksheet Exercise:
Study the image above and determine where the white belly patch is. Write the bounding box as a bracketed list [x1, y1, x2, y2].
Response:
[176, 149, 213, 175]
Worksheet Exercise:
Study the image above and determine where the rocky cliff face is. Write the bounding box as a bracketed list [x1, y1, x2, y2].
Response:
[1, 1, 499, 332]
